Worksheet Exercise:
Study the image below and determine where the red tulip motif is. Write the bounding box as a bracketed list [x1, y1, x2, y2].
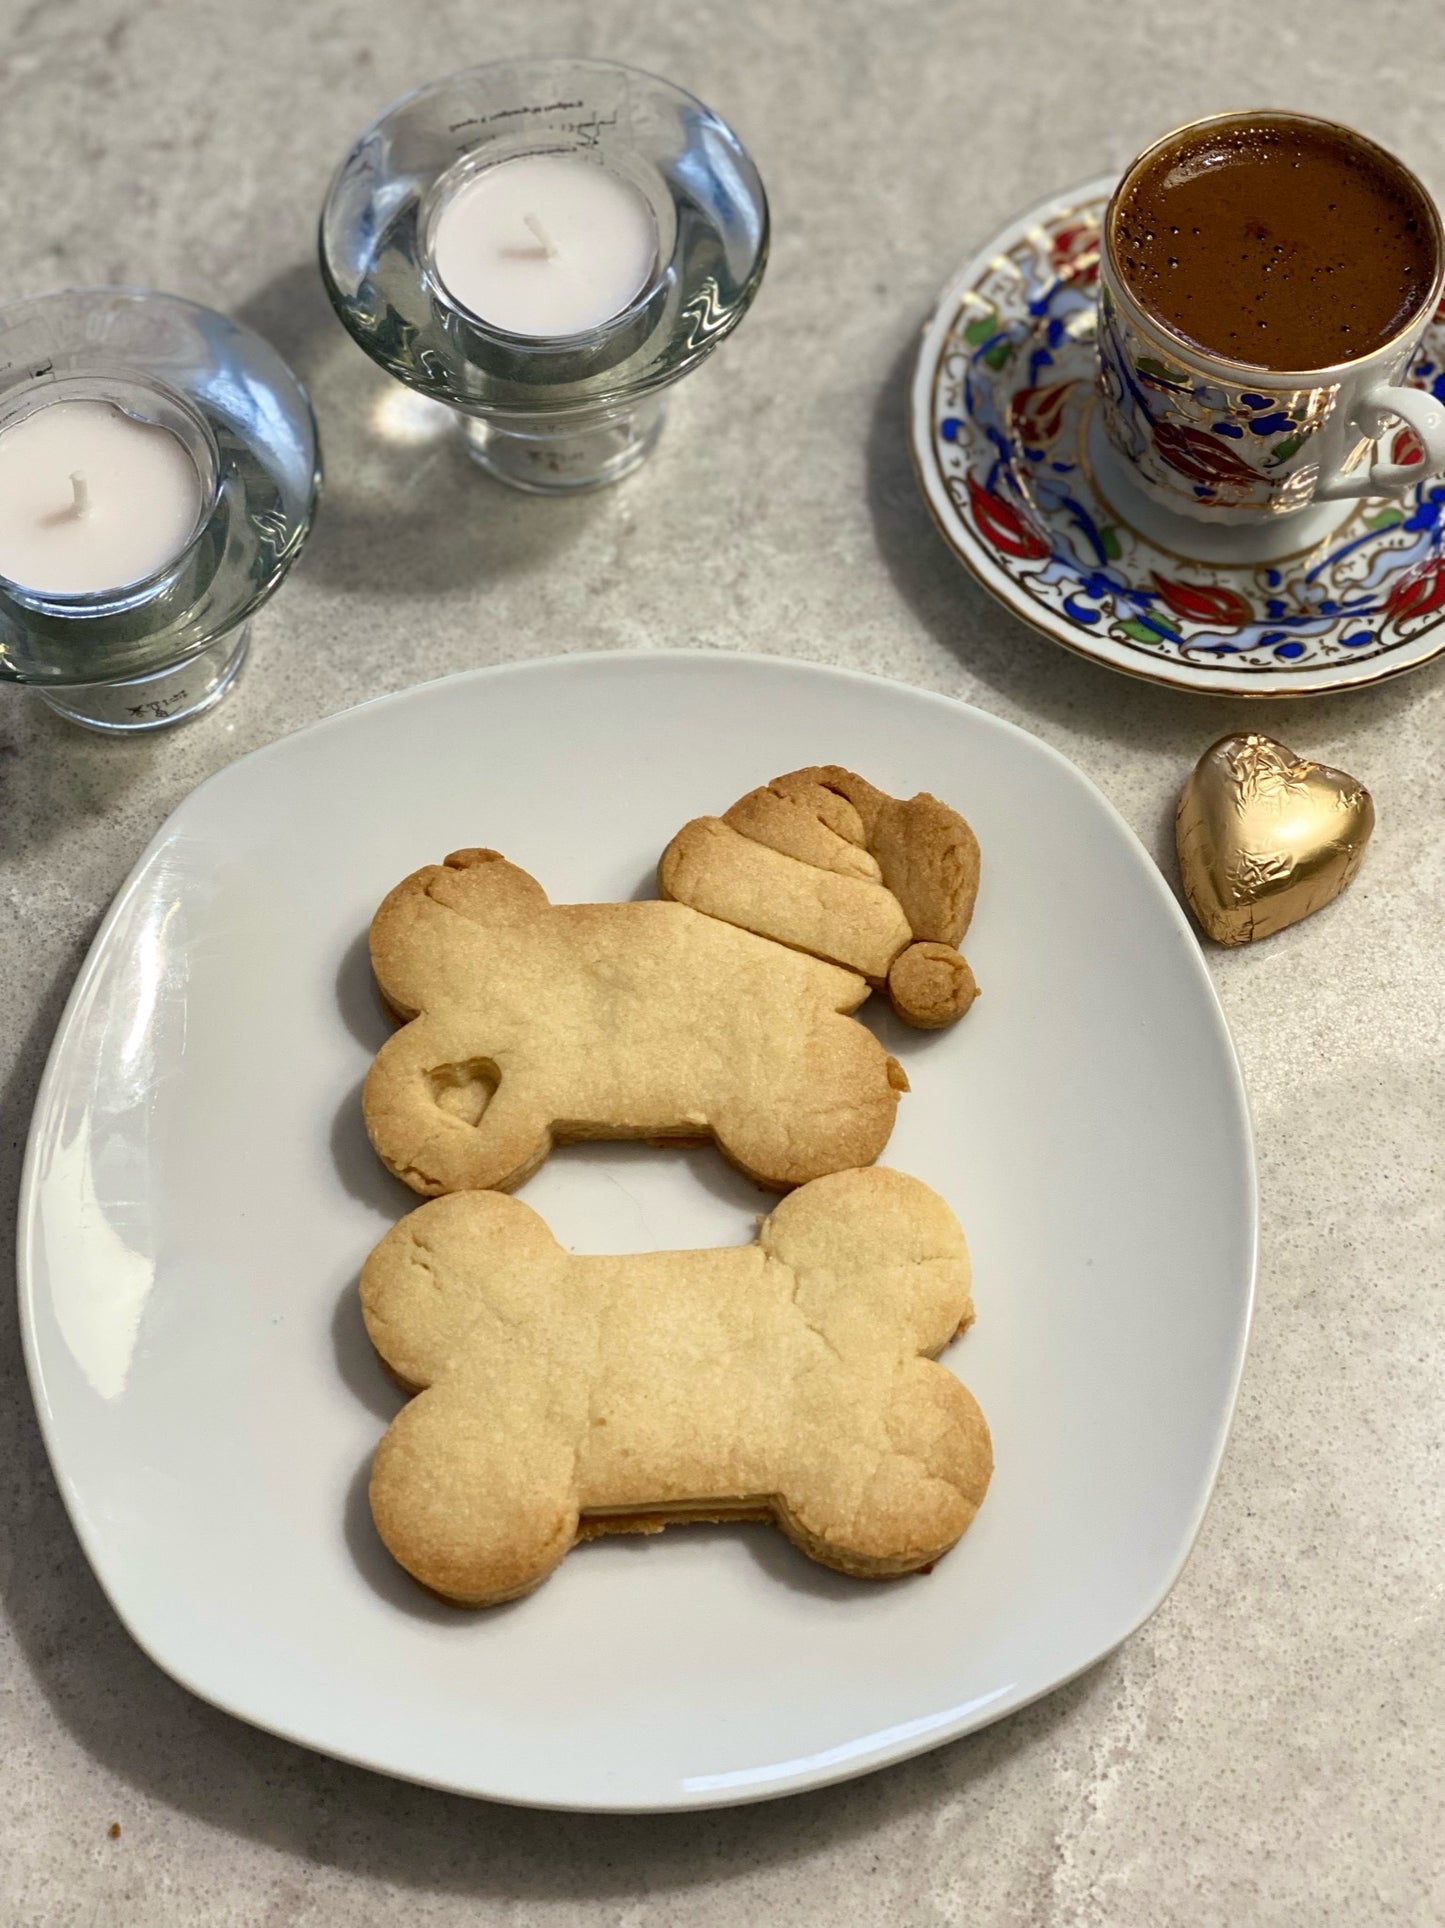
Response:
[1385, 558, 1445, 622]
[1009, 380, 1076, 449]
[1151, 418, 1263, 494]
[1390, 426, 1425, 467]
[1049, 221, 1100, 287]
[966, 477, 1050, 560]
[1149, 573, 1253, 628]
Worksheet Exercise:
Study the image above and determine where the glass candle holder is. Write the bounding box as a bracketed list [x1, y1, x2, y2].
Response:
[319, 57, 769, 494]
[0, 290, 321, 734]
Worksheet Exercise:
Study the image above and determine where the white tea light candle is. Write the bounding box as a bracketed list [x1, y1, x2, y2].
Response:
[431, 152, 658, 337]
[0, 398, 204, 596]
[323, 57, 767, 492]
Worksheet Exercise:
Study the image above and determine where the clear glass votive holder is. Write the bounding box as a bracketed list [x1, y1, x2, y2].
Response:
[319, 57, 769, 494]
[0, 289, 321, 734]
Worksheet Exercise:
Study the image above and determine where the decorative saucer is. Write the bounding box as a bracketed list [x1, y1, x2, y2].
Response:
[909, 178, 1445, 696]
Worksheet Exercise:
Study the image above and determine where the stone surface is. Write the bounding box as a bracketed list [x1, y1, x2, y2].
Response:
[2, 1, 1443, 1922]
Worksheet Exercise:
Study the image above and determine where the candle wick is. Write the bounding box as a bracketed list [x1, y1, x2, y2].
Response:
[69, 470, 90, 520]
[523, 212, 560, 261]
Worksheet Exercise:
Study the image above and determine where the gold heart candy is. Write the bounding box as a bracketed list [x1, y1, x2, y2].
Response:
[1176, 734, 1375, 946]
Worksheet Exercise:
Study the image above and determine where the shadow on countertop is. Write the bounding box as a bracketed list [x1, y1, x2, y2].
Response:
[233, 262, 607, 602]
[0, 687, 162, 862]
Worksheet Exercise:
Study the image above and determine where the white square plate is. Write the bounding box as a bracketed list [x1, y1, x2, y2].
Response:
[19, 652, 1255, 1810]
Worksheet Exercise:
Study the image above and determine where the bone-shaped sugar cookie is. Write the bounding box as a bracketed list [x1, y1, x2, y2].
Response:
[361, 1167, 992, 1604]
[364, 848, 907, 1197]
[660, 766, 981, 1028]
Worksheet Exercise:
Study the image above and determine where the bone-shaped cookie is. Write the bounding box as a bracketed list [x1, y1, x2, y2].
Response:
[361, 1167, 992, 1604]
[364, 848, 907, 1197]
[660, 765, 981, 1028]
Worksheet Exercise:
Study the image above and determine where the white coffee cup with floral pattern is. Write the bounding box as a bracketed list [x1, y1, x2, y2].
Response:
[1096, 110, 1445, 541]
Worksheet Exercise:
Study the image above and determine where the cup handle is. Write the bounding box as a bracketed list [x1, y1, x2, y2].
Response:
[1316, 380, 1445, 499]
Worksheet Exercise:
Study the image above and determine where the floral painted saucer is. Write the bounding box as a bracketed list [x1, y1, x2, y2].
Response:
[909, 178, 1445, 695]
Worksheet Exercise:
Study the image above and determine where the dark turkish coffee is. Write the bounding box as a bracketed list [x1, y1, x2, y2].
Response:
[1112, 116, 1438, 370]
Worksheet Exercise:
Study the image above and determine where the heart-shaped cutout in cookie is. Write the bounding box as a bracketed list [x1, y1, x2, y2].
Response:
[1176, 734, 1375, 946]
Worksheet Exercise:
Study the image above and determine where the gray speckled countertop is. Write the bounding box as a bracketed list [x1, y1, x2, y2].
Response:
[3, 2, 1442, 1922]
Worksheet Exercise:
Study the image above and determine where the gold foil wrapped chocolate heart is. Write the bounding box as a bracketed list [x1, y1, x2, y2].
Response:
[1176, 734, 1374, 945]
